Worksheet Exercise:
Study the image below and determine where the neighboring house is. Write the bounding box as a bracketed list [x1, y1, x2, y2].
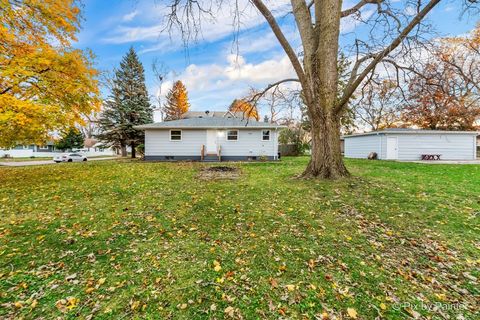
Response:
[0, 142, 56, 157]
[1, 140, 116, 158]
[343, 128, 478, 160]
[135, 113, 284, 161]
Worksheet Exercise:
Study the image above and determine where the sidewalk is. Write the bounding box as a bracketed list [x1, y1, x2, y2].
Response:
[0, 157, 118, 167]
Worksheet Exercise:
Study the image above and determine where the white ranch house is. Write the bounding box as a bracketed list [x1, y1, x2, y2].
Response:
[136, 113, 284, 161]
[344, 129, 478, 161]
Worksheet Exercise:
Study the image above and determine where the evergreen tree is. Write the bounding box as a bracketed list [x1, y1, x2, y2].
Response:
[163, 81, 190, 120]
[97, 47, 152, 158]
[55, 128, 84, 151]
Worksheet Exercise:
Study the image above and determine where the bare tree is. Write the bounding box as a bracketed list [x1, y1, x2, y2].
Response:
[152, 60, 169, 121]
[248, 85, 298, 123]
[354, 80, 402, 131]
[79, 112, 100, 139]
[163, 0, 479, 179]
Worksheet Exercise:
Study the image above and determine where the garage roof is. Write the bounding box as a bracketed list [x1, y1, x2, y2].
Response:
[343, 128, 479, 138]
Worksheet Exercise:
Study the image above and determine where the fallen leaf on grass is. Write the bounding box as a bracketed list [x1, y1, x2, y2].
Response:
[224, 306, 235, 317]
[269, 278, 278, 288]
[285, 284, 296, 292]
[406, 307, 421, 319]
[213, 260, 222, 272]
[347, 307, 357, 319]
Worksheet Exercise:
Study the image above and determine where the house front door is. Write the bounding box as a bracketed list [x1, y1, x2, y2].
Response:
[206, 130, 217, 154]
[386, 136, 398, 160]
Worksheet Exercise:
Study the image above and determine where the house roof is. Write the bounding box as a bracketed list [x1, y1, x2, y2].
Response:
[181, 110, 244, 119]
[84, 138, 98, 148]
[343, 128, 479, 138]
[135, 117, 284, 130]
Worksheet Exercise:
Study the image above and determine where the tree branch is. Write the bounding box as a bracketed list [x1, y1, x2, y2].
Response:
[248, 78, 300, 104]
[335, 0, 441, 113]
[291, 0, 315, 58]
[341, 0, 383, 18]
[251, 0, 311, 103]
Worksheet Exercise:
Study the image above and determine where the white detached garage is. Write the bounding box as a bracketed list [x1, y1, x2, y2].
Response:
[344, 129, 478, 161]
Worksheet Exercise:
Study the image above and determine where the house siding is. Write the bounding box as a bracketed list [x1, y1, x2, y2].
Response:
[392, 134, 476, 160]
[345, 133, 477, 160]
[344, 134, 381, 158]
[217, 129, 277, 157]
[144, 128, 279, 159]
[145, 129, 206, 157]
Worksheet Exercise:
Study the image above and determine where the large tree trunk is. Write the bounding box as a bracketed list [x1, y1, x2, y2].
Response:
[302, 107, 349, 179]
[300, 0, 348, 179]
[121, 144, 127, 157]
[131, 142, 136, 158]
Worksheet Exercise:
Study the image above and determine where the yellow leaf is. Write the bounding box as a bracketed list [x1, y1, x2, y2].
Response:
[213, 260, 222, 272]
[66, 297, 78, 310]
[380, 303, 387, 310]
[285, 284, 296, 291]
[347, 307, 357, 319]
[131, 300, 140, 311]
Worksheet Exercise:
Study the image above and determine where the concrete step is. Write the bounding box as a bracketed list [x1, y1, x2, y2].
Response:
[203, 154, 220, 162]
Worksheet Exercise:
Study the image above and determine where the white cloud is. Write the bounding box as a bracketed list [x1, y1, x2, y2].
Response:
[157, 53, 297, 109]
[102, 0, 291, 46]
[230, 24, 301, 56]
[122, 10, 139, 22]
[340, 8, 375, 33]
[404, 6, 417, 16]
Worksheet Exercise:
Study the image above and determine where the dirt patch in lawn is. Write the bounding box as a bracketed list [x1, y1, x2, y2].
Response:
[198, 166, 241, 180]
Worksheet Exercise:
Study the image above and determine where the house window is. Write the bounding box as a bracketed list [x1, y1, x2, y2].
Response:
[262, 130, 271, 141]
[170, 130, 182, 141]
[226, 130, 238, 141]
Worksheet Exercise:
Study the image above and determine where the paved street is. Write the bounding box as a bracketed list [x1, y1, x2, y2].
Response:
[0, 157, 118, 167]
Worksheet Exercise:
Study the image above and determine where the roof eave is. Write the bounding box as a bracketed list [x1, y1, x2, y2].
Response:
[343, 130, 479, 138]
[135, 125, 286, 130]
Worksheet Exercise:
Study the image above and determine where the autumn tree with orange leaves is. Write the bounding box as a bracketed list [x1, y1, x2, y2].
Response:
[0, 0, 100, 147]
[402, 24, 480, 131]
[229, 99, 260, 121]
[163, 81, 190, 120]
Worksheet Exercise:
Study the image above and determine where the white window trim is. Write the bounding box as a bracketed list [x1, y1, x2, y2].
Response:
[262, 130, 271, 141]
[170, 129, 182, 141]
[226, 130, 239, 141]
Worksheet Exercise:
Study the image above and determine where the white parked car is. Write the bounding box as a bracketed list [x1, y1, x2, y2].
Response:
[53, 153, 88, 163]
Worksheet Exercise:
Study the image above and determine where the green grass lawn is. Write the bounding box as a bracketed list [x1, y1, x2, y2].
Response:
[0, 157, 478, 319]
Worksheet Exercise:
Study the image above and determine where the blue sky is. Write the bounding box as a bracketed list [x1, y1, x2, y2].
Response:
[75, 0, 478, 113]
